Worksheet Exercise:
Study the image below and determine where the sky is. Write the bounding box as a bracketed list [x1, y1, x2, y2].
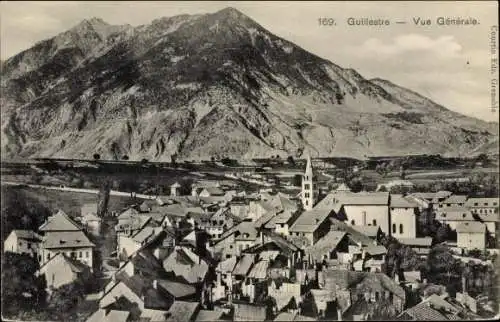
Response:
[1, 1, 498, 122]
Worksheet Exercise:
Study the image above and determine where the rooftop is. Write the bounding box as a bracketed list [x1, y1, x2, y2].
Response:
[305, 231, 347, 262]
[232, 253, 256, 276]
[39, 210, 82, 232]
[289, 208, 332, 233]
[42, 230, 95, 249]
[435, 207, 475, 222]
[157, 279, 196, 298]
[350, 225, 380, 238]
[11, 230, 42, 241]
[456, 221, 486, 234]
[397, 237, 433, 247]
[465, 197, 499, 208]
[165, 301, 199, 321]
[195, 309, 223, 321]
[390, 194, 419, 208]
[442, 195, 468, 204]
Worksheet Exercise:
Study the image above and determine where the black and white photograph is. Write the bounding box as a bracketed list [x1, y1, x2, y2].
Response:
[1, 1, 499, 321]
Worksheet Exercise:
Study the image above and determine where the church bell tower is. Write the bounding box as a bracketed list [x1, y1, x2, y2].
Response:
[301, 155, 316, 210]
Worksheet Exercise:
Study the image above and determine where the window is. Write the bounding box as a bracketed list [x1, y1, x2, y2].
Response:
[71, 251, 76, 259]
[47, 253, 50, 261]
[280, 223, 285, 228]
[399, 224, 403, 234]
[351, 220, 355, 225]
[304, 184, 310, 190]
[392, 224, 396, 233]
[493, 202, 498, 206]
[305, 200, 308, 206]
[474, 202, 478, 206]
[484, 203, 488, 206]
[479, 209, 483, 214]
[372, 219, 377, 226]
[79, 251, 82, 258]
[305, 176, 309, 181]
[27, 243, 31, 249]
[305, 193, 310, 198]
[446, 204, 451, 207]
[18, 242, 22, 246]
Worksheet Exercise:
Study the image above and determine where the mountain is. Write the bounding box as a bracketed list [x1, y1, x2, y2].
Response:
[1, 7, 498, 161]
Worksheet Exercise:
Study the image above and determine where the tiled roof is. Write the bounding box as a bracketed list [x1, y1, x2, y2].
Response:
[362, 244, 387, 256]
[337, 192, 390, 206]
[130, 250, 165, 277]
[115, 215, 152, 233]
[456, 221, 486, 234]
[217, 256, 238, 273]
[477, 211, 500, 222]
[39, 252, 88, 273]
[403, 271, 421, 282]
[195, 309, 223, 321]
[105, 310, 130, 322]
[157, 279, 196, 298]
[247, 260, 269, 279]
[310, 289, 336, 312]
[398, 237, 433, 247]
[218, 221, 259, 242]
[12, 230, 42, 241]
[435, 207, 475, 221]
[117, 207, 140, 219]
[390, 194, 419, 208]
[442, 195, 468, 204]
[328, 218, 375, 246]
[399, 302, 448, 320]
[165, 301, 199, 321]
[132, 226, 160, 244]
[431, 191, 453, 203]
[289, 208, 332, 233]
[351, 225, 380, 238]
[42, 230, 95, 249]
[232, 254, 256, 276]
[163, 247, 209, 284]
[305, 231, 347, 261]
[258, 250, 280, 261]
[335, 183, 351, 192]
[113, 271, 171, 310]
[39, 210, 82, 232]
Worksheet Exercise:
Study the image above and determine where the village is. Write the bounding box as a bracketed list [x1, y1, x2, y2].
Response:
[2, 156, 499, 321]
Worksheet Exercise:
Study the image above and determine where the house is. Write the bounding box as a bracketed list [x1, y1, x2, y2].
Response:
[398, 294, 464, 320]
[401, 271, 422, 291]
[232, 253, 256, 286]
[212, 221, 261, 258]
[170, 182, 181, 197]
[213, 256, 238, 301]
[206, 207, 240, 240]
[274, 312, 315, 321]
[456, 222, 487, 251]
[199, 187, 225, 198]
[397, 237, 433, 257]
[117, 226, 164, 260]
[81, 212, 102, 235]
[432, 191, 454, 209]
[233, 302, 267, 321]
[195, 309, 224, 322]
[99, 271, 172, 312]
[39, 230, 95, 268]
[36, 252, 91, 290]
[350, 225, 382, 242]
[289, 208, 334, 246]
[39, 210, 82, 233]
[164, 301, 200, 321]
[323, 270, 406, 317]
[267, 279, 301, 312]
[435, 207, 476, 230]
[3, 230, 42, 258]
[304, 288, 337, 319]
[86, 309, 131, 322]
[162, 246, 209, 285]
[115, 208, 152, 236]
[465, 197, 499, 215]
[317, 192, 391, 235]
[304, 231, 349, 265]
[440, 195, 468, 209]
[390, 194, 419, 239]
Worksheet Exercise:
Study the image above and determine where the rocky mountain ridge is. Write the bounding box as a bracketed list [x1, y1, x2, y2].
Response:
[1, 7, 498, 161]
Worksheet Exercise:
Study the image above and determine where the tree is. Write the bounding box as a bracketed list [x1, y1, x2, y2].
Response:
[347, 178, 363, 193]
[435, 225, 450, 243]
[292, 174, 302, 187]
[97, 180, 111, 217]
[93, 153, 100, 160]
[1, 253, 47, 318]
[179, 178, 195, 196]
[141, 158, 149, 164]
[47, 279, 85, 319]
[122, 155, 129, 161]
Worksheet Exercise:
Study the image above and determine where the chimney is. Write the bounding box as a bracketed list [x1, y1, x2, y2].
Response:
[153, 279, 158, 289]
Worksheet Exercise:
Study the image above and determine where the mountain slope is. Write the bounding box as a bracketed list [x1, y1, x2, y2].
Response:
[1, 7, 497, 161]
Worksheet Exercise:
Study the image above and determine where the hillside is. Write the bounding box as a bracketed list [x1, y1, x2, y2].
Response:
[1, 7, 497, 161]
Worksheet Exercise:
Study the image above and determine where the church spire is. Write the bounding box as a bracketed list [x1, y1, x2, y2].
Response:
[301, 153, 316, 211]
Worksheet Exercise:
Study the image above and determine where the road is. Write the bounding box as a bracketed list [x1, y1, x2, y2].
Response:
[1, 181, 158, 200]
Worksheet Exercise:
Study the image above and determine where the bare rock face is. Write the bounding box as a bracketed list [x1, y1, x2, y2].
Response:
[1, 7, 497, 161]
